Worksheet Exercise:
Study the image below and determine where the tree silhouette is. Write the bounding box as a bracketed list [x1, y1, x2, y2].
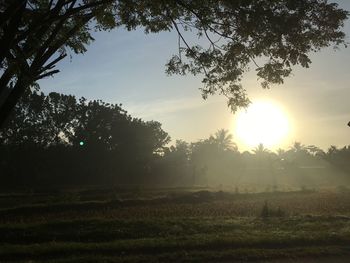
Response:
[0, 0, 348, 126]
[0, 90, 171, 186]
[289, 142, 307, 153]
[160, 140, 191, 185]
[253, 143, 270, 156]
[306, 145, 324, 157]
[210, 129, 237, 152]
[276, 148, 286, 159]
[324, 145, 350, 174]
[327, 145, 339, 156]
[0, 91, 77, 146]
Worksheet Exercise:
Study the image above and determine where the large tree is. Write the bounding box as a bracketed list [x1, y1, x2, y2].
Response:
[0, 0, 348, 127]
[0, 90, 171, 186]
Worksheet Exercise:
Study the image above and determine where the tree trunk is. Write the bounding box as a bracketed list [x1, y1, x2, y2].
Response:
[0, 78, 30, 128]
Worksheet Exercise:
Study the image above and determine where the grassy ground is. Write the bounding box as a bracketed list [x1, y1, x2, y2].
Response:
[1, 188, 350, 262]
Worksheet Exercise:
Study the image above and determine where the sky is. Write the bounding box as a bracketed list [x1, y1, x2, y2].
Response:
[39, 1, 350, 152]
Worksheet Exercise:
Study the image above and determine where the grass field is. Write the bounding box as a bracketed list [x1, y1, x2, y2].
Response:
[1, 188, 350, 262]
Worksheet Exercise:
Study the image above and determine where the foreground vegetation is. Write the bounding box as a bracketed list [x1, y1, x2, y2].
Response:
[1, 188, 350, 262]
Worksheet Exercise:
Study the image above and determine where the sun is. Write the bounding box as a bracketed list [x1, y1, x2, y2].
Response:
[233, 100, 291, 149]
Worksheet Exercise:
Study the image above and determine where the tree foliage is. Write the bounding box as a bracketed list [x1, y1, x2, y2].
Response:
[0, 90, 170, 151]
[0, 0, 348, 126]
[2, 91, 350, 189]
[0, 90, 170, 186]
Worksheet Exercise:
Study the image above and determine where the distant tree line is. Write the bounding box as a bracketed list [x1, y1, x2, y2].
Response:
[1, 91, 350, 189]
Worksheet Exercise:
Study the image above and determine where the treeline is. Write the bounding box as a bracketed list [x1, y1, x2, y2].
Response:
[0, 91, 170, 188]
[1, 91, 350, 189]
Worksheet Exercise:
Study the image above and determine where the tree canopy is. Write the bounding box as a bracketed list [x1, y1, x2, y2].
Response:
[0, 90, 171, 186]
[0, 0, 348, 126]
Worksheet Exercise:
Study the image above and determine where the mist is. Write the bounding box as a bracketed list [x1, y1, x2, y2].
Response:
[1, 91, 349, 192]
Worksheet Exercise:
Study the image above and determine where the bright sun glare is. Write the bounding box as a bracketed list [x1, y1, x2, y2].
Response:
[234, 100, 291, 149]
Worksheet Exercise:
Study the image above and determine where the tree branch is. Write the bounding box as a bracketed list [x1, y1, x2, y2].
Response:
[174, 0, 260, 68]
[35, 69, 60, 80]
[167, 12, 209, 77]
[39, 53, 67, 73]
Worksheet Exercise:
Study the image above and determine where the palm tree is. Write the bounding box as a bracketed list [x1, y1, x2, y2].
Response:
[290, 142, 307, 153]
[210, 129, 237, 152]
[253, 143, 270, 155]
[287, 142, 311, 162]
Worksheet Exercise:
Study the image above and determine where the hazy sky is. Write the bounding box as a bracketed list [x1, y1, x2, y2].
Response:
[39, 1, 350, 151]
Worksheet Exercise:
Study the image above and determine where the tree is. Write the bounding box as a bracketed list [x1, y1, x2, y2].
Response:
[0, 0, 348, 127]
[0, 0, 119, 127]
[159, 140, 192, 185]
[253, 143, 270, 156]
[276, 148, 286, 159]
[0, 89, 171, 186]
[210, 129, 237, 152]
[324, 145, 350, 174]
[290, 142, 307, 153]
[0, 90, 77, 146]
[306, 145, 324, 157]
